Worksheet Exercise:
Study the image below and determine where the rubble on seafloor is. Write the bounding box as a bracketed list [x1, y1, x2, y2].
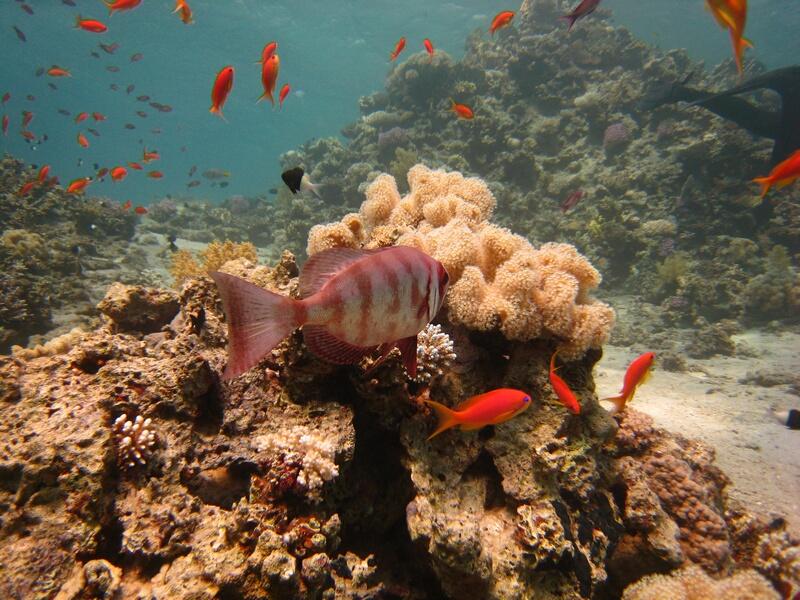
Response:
[1, 166, 797, 600]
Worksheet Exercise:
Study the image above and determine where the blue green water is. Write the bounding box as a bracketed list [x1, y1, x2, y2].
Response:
[0, 0, 796, 204]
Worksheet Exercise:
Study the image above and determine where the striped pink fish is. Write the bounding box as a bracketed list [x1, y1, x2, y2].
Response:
[211, 246, 449, 380]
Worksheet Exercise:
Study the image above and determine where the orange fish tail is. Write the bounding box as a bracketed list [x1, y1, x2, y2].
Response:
[752, 176, 772, 198]
[424, 400, 460, 440]
[602, 394, 628, 414]
[256, 91, 274, 105]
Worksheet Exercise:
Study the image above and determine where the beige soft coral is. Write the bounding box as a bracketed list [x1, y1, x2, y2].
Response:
[306, 165, 614, 358]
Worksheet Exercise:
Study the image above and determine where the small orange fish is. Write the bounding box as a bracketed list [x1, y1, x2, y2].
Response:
[122, 199, 132, 210]
[21, 130, 36, 141]
[147, 170, 163, 179]
[75, 112, 89, 123]
[752, 149, 800, 198]
[142, 147, 160, 162]
[110, 166, 128, 181]
[705, 0, 750, 74]
[47, 66, 71, 77]
[423, 38, 434, 60]
[279, 83, 290, 109]
[1, 115, 8, 136]
[77, 132, 89, 147]
[75, 16, 108, 33]
[22, 110, 33, 128]
[549, 352, 581, 415]
[173, 0, 193, 25]
[17, 181, 36, 196]
[67, 177, 91, 194]
[127, 161, 143, 170]
[92, 112, 106, 121]
[450, 99, 474, 120]
[490, 10, 515, 36]
[37, 164, 50, 182]
[258, 41, 277, 64]
[257, 54, 280, 105]
[105, 0, 142, 15]
[390, 36, 406, 61]
[134, 205, 147, 215]
[603, 352, 655, 414]
[424, 389, 532, 440]
[210, 65, 234, 119]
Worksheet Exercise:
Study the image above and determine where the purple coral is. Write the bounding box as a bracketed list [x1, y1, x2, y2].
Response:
[603, 122, 630, 154]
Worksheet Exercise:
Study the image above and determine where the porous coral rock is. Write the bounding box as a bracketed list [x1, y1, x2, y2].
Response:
[622, 565, 779, 600]
[97, 282, 180, 334]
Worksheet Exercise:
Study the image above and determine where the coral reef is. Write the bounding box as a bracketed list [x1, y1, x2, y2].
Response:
[413, 323, 456, 384]
[622, 565, 779, 599]
[170, 240, 258, 286]
[112, 414, 158, 469]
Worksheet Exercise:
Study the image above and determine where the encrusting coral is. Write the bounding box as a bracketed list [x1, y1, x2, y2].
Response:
[622, 565, 779, 599]
[308, 164, 615, 358]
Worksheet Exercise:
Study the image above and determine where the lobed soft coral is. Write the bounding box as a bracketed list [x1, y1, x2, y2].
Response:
[306, 165, 614, 358]
[622, 565, 779, 600]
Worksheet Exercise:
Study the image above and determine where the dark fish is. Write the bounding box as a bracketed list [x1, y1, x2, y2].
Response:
[13, 26, 27, 42]
[149, 102, 172, 113]
[99, 42, 119, 55]
[136, 95, 150, 101]
[58, 108, 71, 116]
[107, 65, 121, 73]
[187, 180, 201, 188]
[560, 189, 585, 213]
[90, 51, 100, 59]
[63, 0, 76, 6]
[135, 110, 147, 118]
[281, 167, 305, 194]
[124, 123, 135, 129]
[110, 84, 119, 91]
[26, 94, 35, 101]
[188, 165, 197, 176]
[47, 83, 57, 91]
[20, 3, 33, 15]
[87, 128, 100, 137]
[130, 53, 143, 62]
[150, 128, 162, 134]
[180, 146, 186, 152]
[35, 67, 44, 77]
[219, 182, 229, 188]
[268, 188, 278, 194]
[126, 84, 135, 94]
[93, 163, 100, 170]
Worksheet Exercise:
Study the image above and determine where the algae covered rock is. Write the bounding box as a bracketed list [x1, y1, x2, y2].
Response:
[97, 282, 180, 333]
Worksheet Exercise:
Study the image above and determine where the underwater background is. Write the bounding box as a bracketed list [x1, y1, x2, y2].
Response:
[1, 0, 799, 598]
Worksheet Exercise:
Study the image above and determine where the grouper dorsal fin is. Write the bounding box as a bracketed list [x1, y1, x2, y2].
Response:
[299, 248, 373, 299]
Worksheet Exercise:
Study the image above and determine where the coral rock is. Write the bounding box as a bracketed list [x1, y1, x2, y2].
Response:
[97, 282, 179, 333]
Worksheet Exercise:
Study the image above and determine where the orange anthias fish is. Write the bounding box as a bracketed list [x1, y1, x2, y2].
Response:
[110, 166, 127, 181]
[705, 0, 750, 74]
[423, 38, 434, 60]
[142, 148, 160, 162]
[92, 112, 106, 121]
[258, 41, 277, 64]
[424, 389, 532, 440]
[128, 161, 143, 170]
[47, 66, 71, 77]
[211, 246, 449, 380]
[105, 0, 142, 15]
[258, 54, 280, 105]
[174, 0, 193, 25]
[17, 181, 36, 197]
[752, 149, 800, 198]
[278, 83, 290, 109]
[210, 65, 234, 119]
[390, 37, 406, 61]
[147, 170, 163, 179]
[67, 177, 91, 194]
[450, 99, 474, 120]
[549, 352, 581, 415]
[75, 112, 89, 123]
[489, 11, 515, 36]
[134, 206, 148, 215]
[2, 115, 8, 136]
[75, 16, 108, 33]
[37, 164, 50, 182]
[122, 199, 132, 211]
[77, 132, 89, 148]
[603, 352, 655, 414]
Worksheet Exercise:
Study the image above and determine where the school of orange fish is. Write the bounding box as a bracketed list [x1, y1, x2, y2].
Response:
[4, 0, 798, 439]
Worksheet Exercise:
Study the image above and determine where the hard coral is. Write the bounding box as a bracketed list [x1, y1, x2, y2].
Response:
[113, 414, 158, 469]
[413, 323, 456, 384]
[622, 565, 779, 600]
[170, 240, 258, 286]
[307, 165, 614, 358]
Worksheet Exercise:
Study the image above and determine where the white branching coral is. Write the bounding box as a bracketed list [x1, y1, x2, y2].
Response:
[112, 414, 157, 469]
[257, 427, 339, 499]
[413, 324, 456, 383]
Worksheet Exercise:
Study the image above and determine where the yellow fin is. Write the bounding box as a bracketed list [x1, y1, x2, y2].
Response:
[424, 399, 460, 440]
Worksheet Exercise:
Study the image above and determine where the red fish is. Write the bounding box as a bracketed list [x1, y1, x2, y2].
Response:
[47, 66, 71, 77]
[560, 189, 584, 213]
[211, 246, 449, 380]
[752, 149, 800, 198]
[423, 38, 434, 60]
[424, 389, 532, 439]
[122, 199, 132, 210]
[17, 181, 36, 196]
[561, 0, 602, 31]
[77, 132, 90, 147]
[549, 352, 580, 414]
[147, 170, 163, 179]
[706, 0, 750, 74]
[142, 148, 160, 162]
[67, 177, 91, 194]
[2, 115, 9, 136]
[92, 112, 106, 121]
[257, 54, 280, 105]
[22, 110, 33, 128]
[489, 11, 515, 35]
[390, 37, 406, 61]
[450, 99, 474, 120]
[75, 16, 108, 33]
[134, 205, 147, 215]
[174, 0, 193, 25]
[37, 164, 50, 182]
[603, 352, 655, 414]
[127, 161, 143, 170]
[105, 0, 142, 15]
[279, 83, 290, 109]
[2, 92, 10, 104]
[210, 65, 234, 119]
[75, 112, 89, 123]
[96, 167, 109, 179]
[111, 166, 128, 181]
[258, 41, 277, 64]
